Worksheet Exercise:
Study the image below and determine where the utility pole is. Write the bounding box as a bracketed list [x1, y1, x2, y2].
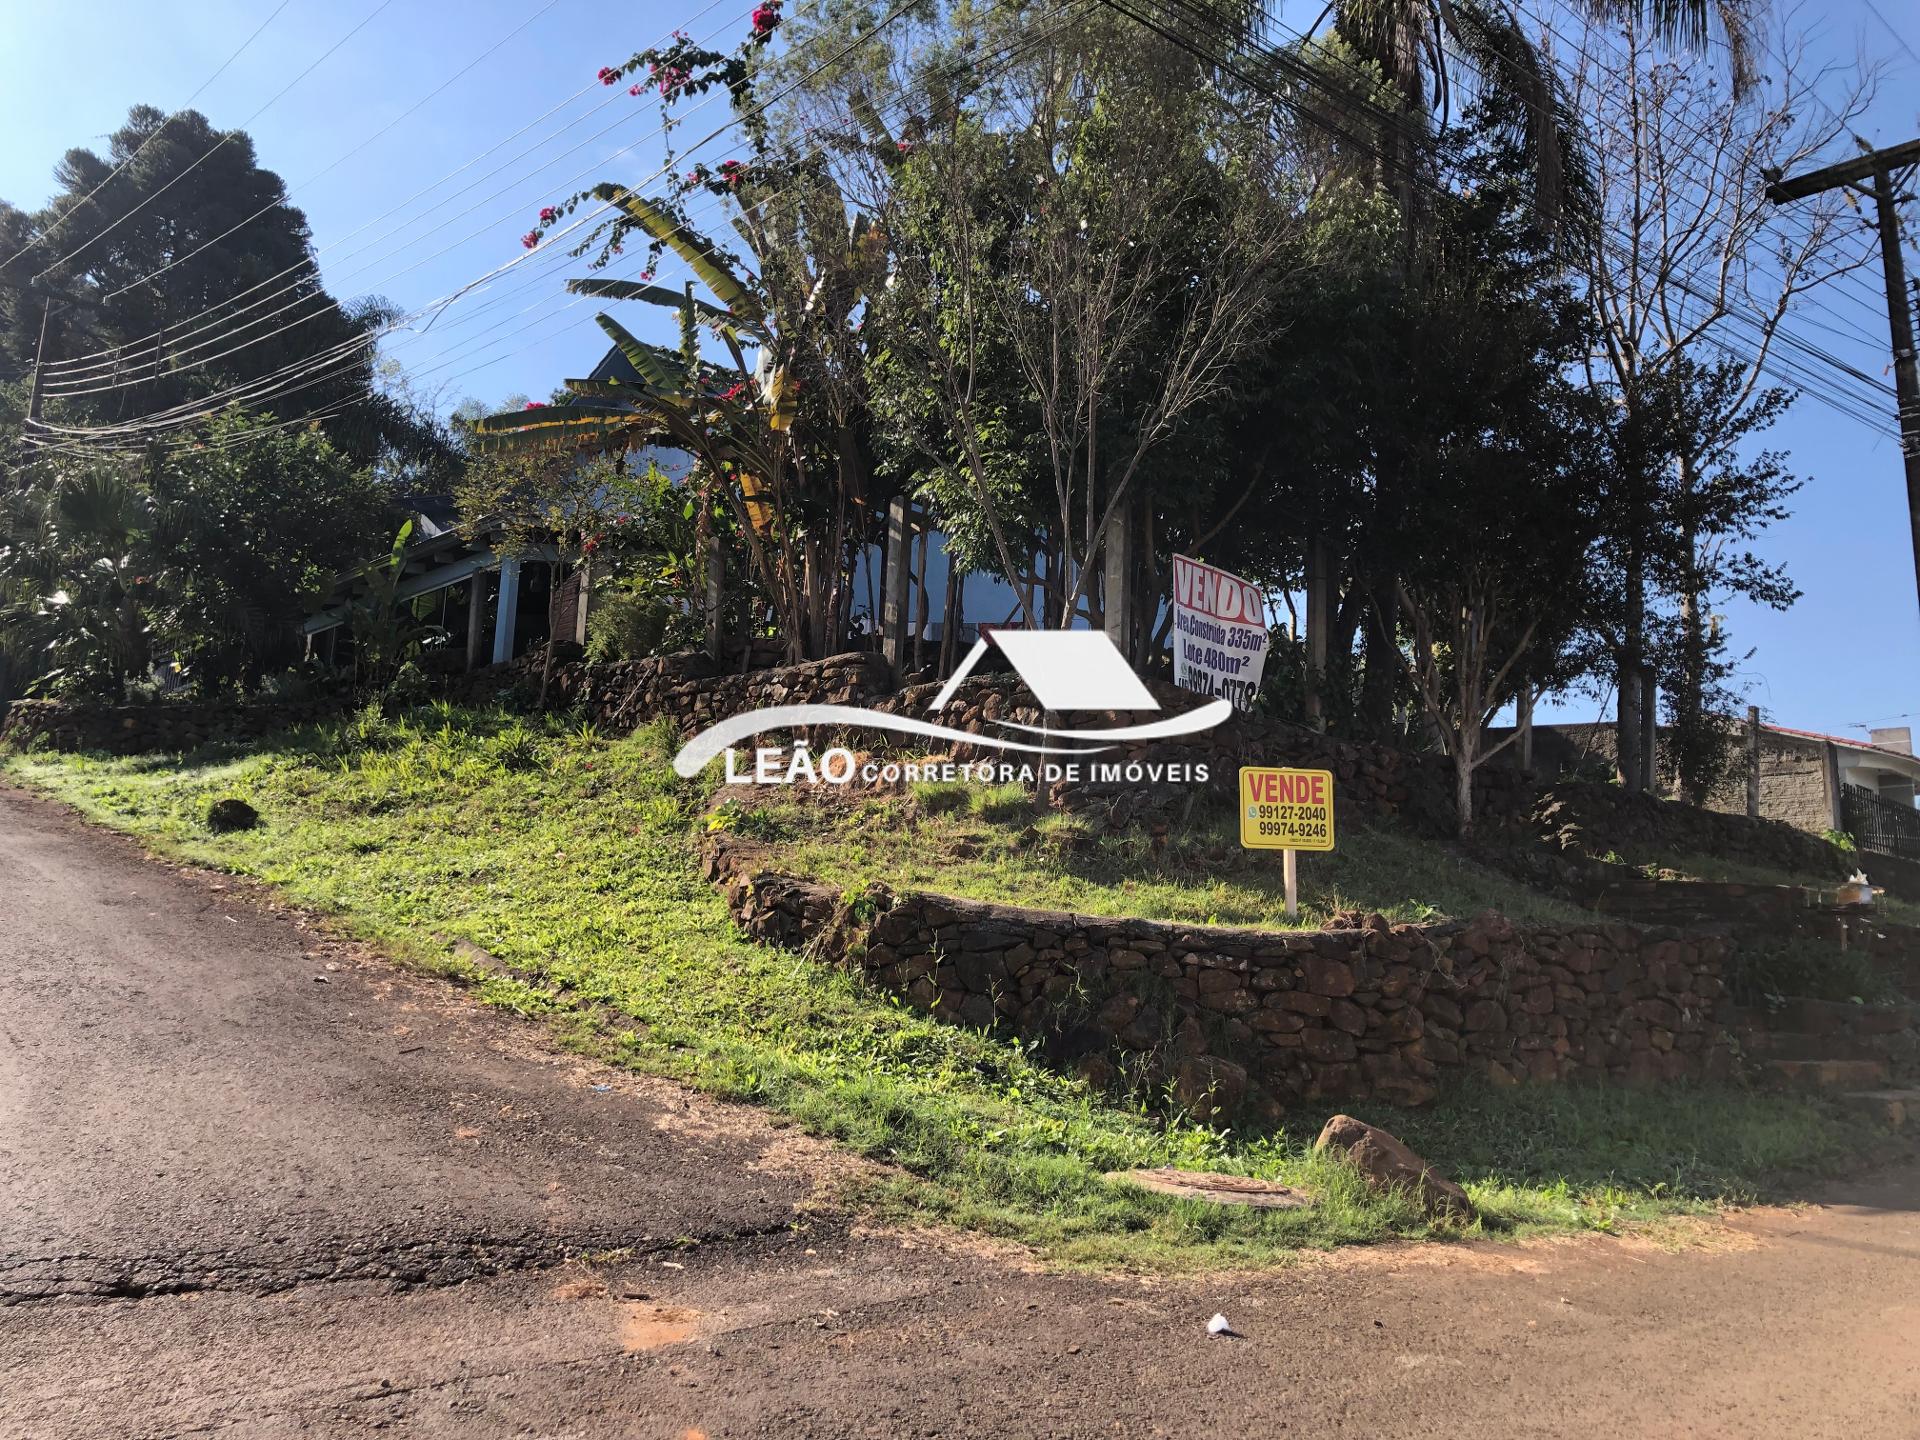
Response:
[1, 275, 100, 470]
[24, 297, 55, 437]
[1767, 138, 1920, 621]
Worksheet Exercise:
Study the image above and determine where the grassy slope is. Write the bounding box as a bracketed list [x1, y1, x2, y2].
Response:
[755, 780, 1590, 930]
[4, 702, 1892, 1269]
[1639, 849, 1920, 928]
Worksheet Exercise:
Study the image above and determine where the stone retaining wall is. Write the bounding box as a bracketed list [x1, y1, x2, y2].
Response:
[452, 649, 894, 735]
[0, 695, 348, 753]
[704, 837, 1739, 1118]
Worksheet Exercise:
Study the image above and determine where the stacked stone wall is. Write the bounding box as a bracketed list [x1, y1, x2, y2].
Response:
[705, 837, 1739, 1117]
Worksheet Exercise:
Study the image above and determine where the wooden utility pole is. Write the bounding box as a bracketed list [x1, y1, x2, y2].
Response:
[1767, 139, 1920, 621]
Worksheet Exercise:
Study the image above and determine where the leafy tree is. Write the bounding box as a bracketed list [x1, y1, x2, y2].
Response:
[1, 107, 447, 473]
[146, 410, 394, 687]
[0, 459, 168, 699]
[1565, 10, 1874, 790]
[0, 409, 391, 697]
[1644, 361, 1802, 800]
[1375, 110, 1606, 834]
[466, 0, 901, 661]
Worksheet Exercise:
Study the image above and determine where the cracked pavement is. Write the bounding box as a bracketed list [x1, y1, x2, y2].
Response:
[5, 781, 1920, 1438]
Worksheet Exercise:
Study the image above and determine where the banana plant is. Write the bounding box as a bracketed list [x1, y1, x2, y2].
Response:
[468, 177, 887, 661]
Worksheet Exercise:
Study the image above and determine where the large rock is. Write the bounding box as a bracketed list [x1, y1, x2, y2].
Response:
[205, 797, 259, 833]
[1313, 1114, 1476, 1223]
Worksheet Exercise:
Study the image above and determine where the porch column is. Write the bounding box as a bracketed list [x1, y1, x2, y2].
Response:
[882, 498, 914, 679]
[466, 571, 489, 672]
[1824, 740, 1846, 833]
[492, 556, 521, 665]
[572, 562, 592, 646]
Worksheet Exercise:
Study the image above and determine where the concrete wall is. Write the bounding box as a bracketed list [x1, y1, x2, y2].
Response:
[1705, 732, 1835, 833]
[1518, 720, 1842, 836]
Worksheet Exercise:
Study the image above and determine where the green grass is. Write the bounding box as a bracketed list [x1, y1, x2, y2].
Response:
[760, 781, 1591, 930]
[1639, 850, 1920, 927]
[4, 703, 1896, 1269]
[1727, 935, 1905, 1008]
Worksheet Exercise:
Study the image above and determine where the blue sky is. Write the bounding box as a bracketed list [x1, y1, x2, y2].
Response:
[1, 0, 1916, 736]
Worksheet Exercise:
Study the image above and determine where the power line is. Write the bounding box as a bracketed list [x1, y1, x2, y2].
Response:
[37, 3, 761, 397]
[36, 0, 1077, 438]
[31, 0, 400, 284]
[28, 0, 950, 451]
[1241, 0, 1902, 434]
[0, 0, 297, 276]
[1862, 0, 1920, 71]
[90, 0, 573, 307]
[35, 2, 756, 397]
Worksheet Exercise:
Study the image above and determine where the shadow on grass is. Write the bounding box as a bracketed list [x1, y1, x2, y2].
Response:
[1254, 1076, 1910, 1215]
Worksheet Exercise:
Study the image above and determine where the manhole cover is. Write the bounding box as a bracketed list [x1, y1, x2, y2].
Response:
[1105, 1167, 1313, 1209]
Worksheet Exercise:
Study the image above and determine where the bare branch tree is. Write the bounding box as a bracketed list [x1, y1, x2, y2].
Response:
[1560, 3, 1880, 790]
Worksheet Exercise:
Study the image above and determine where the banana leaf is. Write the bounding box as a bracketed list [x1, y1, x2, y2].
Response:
[565, 277, 744, 334]
[594, 314, 688, 396]
[592, 183, 765, 327]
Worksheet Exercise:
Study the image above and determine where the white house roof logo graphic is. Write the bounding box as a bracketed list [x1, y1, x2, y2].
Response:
[670, 629, 1234, 777]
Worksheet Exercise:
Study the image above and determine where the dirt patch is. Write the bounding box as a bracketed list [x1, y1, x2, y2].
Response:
[620, 1302, 700, 1351]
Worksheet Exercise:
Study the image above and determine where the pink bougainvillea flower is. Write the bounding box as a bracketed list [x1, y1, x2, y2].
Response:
[521, 231, 540, 249]
[523, 401, 547, 410]
[751, 1, 781, 35]
[629, 84, 642, 96]
[538, 206, 557, 224]
[638, 268, 654, 281]
[896, 140, 913, 154]
[597, 66, 618, 85]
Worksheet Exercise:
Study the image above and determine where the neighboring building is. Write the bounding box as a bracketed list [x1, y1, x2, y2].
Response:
[301, 344, 694, 670]
[1520, 718, 1920, 860]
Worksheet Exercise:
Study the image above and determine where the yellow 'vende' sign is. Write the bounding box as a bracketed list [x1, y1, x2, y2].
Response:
[1239, 766, 1336, 851]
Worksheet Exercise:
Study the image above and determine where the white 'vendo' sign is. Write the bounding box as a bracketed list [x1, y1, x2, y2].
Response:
[1171, 554, 1270, 713]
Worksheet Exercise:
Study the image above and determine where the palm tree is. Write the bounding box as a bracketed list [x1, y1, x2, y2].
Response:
[1308, 0, 1754, 227]
[0, 461, 179, 698]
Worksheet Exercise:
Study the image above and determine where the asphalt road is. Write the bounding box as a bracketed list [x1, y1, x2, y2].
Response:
[4, 780, 1919, 1439]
